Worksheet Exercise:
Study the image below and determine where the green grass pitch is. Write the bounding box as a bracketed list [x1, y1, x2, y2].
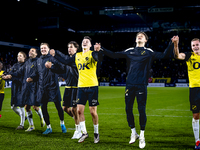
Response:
[0, 86, 194, 149]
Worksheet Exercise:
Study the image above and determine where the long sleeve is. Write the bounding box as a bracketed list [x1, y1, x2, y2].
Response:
[101, 47, 127, 59]
[49, 56, 66, 74]
[92, 51, 104, 61]
[29, 62, 39, 82]
[10, 63, 25, 78]
[153, 41, 174, 60]
[54, 50, 75, 65]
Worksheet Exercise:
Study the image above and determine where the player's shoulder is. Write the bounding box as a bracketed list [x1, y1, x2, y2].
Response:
[144, 47, 154, 53]
[185, 52, 193, 61]
[124, 47, 134, 52]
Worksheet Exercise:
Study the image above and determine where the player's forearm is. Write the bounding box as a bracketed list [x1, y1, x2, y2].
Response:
[173, 42, 179, 59]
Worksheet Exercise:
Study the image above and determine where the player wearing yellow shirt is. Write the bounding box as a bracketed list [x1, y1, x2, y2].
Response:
[0, 62, 5, 118]
[50, 36, 101, 143]
[174, 37, 200, 149]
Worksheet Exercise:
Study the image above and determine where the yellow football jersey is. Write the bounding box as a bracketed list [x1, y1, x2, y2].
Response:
[0, 71, 5, 93]
[186, 52, 200, 88]
[75, 50, 98, 87]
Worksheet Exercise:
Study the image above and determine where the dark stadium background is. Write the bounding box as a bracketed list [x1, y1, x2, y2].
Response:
[1, 0, 200, 85]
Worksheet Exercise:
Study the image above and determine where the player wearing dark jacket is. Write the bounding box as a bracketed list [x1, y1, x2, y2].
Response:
[6, 51, 26, 130]
[47, 41, 82, 139]
[27, 43, 66, 134]
[8, 48, 45, 132]
[94, 32, 176, 148]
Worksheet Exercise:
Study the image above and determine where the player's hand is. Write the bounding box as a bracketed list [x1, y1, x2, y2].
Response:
[45, 61, 52, 69]
[171, 36, 179, 44]
[2, 75, 12, 79]
[6, 75, 12, 79]
[26, 77, 33, 83]
[94, 43, 101, 51]
[50, 49, 55, 56]
[1, 74, 6, 79]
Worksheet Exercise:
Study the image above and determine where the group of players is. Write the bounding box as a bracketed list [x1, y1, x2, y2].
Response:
[0, 32, 200, 149]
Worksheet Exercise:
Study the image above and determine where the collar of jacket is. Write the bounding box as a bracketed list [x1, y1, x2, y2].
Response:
[41, 53, 51, 59]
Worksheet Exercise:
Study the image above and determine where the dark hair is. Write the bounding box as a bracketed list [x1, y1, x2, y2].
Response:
[68, 41, 79, 51]
[18, 51, 27, 60]
[30, 47, 41, 57]
[83, 36, 92, 43]
[136, 32, 149, 41]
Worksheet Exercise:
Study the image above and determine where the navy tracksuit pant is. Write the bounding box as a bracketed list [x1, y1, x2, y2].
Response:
[125, 85, 147, 130]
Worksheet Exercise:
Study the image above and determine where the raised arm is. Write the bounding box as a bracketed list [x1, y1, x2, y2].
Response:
[153, 36, 175, 60]
[173, 36, 186, 60]
[94, 43, 127, 59]
[50, 49, 75, 65]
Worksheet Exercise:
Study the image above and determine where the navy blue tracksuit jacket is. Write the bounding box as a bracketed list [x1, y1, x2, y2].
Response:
[102, 41, 174, 86]
[10, 57, 39, 106]
[30, 54, 64, 103]
[8, 62, 25, 107]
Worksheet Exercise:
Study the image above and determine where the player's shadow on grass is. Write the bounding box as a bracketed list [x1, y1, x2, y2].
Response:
[149, 140, 193, 149]
[35, 131, 73, 138]
[0, 125, 18, 132]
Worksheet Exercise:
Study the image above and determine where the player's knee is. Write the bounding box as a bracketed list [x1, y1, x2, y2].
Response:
[72, 107, 77, 114]
[125, 106, 132, 114]
[90, 109, 97, 117]
[78, 109, 83, 116]
[138, 106, 146, 114]
[193, 113, 200, 120]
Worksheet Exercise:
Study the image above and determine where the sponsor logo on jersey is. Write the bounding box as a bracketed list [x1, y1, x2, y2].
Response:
[78, 63, 90, 70]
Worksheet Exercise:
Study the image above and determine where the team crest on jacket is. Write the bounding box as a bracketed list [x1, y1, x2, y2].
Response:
[141, 51, 146, 55]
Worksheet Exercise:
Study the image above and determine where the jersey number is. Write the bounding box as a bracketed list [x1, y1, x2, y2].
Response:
[193, 62, 200, 69]
[78, 63, 90, 70]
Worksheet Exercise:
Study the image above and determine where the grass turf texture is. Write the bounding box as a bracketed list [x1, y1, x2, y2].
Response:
[0, 86, 194, 149]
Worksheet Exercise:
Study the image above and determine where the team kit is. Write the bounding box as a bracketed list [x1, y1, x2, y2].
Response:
[1, 32, 200, 149]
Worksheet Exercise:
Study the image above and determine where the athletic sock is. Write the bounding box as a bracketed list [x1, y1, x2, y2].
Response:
[60, 120, 64, 125]
[75, 124, 80, 132]
[12, 106, 21, 116]
[27, 111, 34, 126]
[192, 118, 199, 142]
[140, 130, 145, 138]
[35, 107, 43, 119]
[80, 121, 87, 134]
[47, 124, 51, 129]
[131, 128, 136, 135]
[94, 124, 99, 134]
[19, 107, 25, 126]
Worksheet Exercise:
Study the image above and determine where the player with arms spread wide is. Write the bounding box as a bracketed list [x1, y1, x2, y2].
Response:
[174, 36, 200, 149]
[95, 32, 176, 149]
[49, 36, 102, 143]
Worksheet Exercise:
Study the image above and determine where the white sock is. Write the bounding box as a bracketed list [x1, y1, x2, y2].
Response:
[47, 124, 51, 129]
[75, 124, 81, 132]
[80, 121, 87, 134]
[60, 120, 64, 125]
[35, 108, 43, 119]
[131, 128, 136, 135]
[94, 124, 99, 134]
[192, 118, 199, 142]
[19, 107, 25, 126]
[11, 106, 21, 116]
[27, 111, 34, 126]
[140, 130, 145, 138]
